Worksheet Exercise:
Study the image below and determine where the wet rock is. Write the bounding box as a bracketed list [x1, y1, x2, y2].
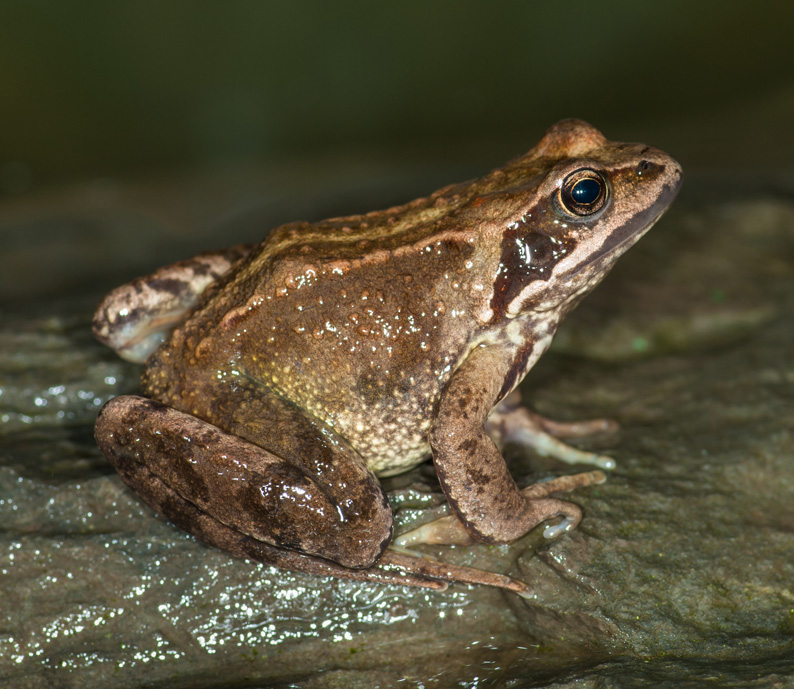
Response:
[1, 188, 793, 688]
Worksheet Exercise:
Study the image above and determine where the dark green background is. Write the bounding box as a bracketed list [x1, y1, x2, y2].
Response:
[1, 1, 792, 193]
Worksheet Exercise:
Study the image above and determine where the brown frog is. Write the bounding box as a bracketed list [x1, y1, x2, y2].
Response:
[93, 120, 682, 594]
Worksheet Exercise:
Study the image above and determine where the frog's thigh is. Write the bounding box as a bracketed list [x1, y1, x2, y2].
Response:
[107, 441, 459, 590]
[430, 346, 588, 544]
[95, 395, 392, 569]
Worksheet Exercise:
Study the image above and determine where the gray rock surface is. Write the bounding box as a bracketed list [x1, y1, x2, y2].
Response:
[1, 184, 793, 688]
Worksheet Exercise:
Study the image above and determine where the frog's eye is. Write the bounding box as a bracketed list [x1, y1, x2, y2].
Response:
[558, 169, 608, 217]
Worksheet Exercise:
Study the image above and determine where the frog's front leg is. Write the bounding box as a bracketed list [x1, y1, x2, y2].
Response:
[486, 390, 618, 471]
[427, 345, 605, 546]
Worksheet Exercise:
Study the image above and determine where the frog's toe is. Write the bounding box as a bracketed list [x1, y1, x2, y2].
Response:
[514, 428, 618, 470]
[542, 516, 577, 540]
[380, 550, 532, 597]
[532, 415, 620, 439]
[586, 453, 616, 471]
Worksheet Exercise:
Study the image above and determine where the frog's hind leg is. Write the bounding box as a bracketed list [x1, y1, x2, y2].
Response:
[95, 394, 530, 594]
[95, 394, 391, 570]
[105, 439, 445, 590]
[487, 390, 618, 470]
[108, 450, 531, 594]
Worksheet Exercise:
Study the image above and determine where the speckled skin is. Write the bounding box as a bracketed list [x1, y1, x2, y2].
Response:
[94, 120, 682, 592]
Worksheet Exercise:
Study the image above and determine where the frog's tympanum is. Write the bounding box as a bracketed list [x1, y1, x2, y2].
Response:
[94, 120, 682, 594]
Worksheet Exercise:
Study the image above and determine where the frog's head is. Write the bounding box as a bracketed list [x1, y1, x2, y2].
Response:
[485, 119, 682, 321]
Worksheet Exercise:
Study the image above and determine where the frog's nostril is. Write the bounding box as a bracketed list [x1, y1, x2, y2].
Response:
[636, 159, 661, 176]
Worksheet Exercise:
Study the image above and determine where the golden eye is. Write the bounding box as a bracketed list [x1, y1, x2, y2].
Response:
[558, 169, 608, 217]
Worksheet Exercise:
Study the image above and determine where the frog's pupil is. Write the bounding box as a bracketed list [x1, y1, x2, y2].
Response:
[571, 178, 601, 205]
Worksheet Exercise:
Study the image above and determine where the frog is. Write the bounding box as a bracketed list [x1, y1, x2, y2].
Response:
[93, 119, 682, 595]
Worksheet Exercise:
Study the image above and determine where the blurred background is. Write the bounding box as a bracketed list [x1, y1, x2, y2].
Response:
[1, 1, 793, 302]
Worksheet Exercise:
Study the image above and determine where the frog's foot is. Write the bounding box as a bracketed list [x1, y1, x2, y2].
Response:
[524, 411, 619, 440]
[487, 392, 618, 470]
[395, 470, 605, 548]
[378, 550, 532, 597]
